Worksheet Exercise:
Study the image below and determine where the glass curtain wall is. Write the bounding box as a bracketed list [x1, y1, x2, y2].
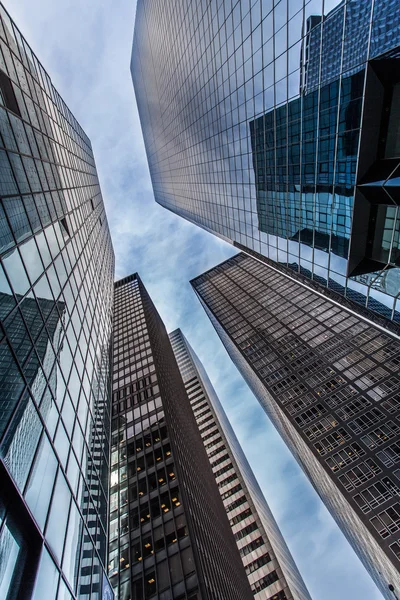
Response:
[0, 4, 115, 600]
[132, 0, 400, 321]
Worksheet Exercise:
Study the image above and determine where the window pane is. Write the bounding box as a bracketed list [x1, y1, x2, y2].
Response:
[45, 471, 71, 562]
[24, 433, 58, 530]
[31, 546, 59, 600]
[0, 522, 21, 600]
[62, 499, 82, 587]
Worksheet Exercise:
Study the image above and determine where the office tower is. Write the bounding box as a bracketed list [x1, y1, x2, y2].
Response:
[0, 4, 115, 600]
[169, 328, 311, 600]
[109, 274, 253, 600]
[191, 251, 400, 599]
[132, 0, 400, 322]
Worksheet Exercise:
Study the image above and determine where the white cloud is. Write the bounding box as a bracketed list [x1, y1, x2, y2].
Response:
[8, 1, 384, 598]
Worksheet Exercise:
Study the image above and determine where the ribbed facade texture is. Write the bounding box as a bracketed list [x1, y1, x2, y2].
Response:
[0, 4, 115, 600]
[169, 328, 311, 600]
[132, 0, 400, 322]
[110, 274, 253, 600]
[192, 251, 400, 599]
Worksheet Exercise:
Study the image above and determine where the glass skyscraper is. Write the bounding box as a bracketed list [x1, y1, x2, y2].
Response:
[132, 0, 400, 322]
[169, 328, 311, 600]
[191, 251, 400, 599]
[0, 4, 115, 600]
[110, 274, 254, 600]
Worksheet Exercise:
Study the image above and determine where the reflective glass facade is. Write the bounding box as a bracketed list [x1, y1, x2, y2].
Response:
[169, 328, 311, 600]
[110, 274, 253, 600]
[192, 252, 400, 599]
[0, 4, 115, 600]
[132, 0, 400, 321]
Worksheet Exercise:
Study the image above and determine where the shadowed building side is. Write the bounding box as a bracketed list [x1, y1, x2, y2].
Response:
[109, 274, 253, 600]
[192, 252, 400, 600]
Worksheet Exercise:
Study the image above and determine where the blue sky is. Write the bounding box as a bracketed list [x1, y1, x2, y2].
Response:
[10, 1, 384, 598]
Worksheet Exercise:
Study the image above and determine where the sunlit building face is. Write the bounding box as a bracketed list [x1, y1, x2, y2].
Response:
[132, 0, 400, 322]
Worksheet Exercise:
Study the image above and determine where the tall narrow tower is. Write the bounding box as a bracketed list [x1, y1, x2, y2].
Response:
[109, 274, 253, 600]
[0, 4, 115, 600]
[169, 328, 311, 600]
[191, 252, 400, 599]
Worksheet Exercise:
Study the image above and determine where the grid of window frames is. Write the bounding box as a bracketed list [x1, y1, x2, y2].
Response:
[169, 328, 311, 600]
[0, 4, 115, 600]
[110, 275, 254, 600]
[111, 275, 197, 600]
[192, 252, 400, 599]
[132, 0, 400, 321]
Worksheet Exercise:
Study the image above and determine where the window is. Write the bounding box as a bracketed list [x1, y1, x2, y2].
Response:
[335, 397, 371, 421]
[230, 507, 252, 526]
[234, 520, 258, 541]
[377, 442, 400, 467]
[145, 570, 156, 598]
[197, 414, 214, 427]
[221, 484, 242, 500]
[245, 553, 271, 575]
[195, 407, 210, 420]
[382, 395, 400, 414]
[370, 504, 400, 539]
[314, 376, 346, 397]
[214, 464, 234, 478]
[0, 519, 25, 600]
[176, 514, 188, 540]
[60, 217, 70, 237]
[389, 541, 400, 561]
[181, 547, 195, 576]
[304, 416, 338, 441]
[0, 464, 43, 600]
[239, 537, 264, 557]
[286, 395, 313, 415]
[268, 591, 288, 600]
[325, 442, 365, 472]
[30, 547, 59, 600]
[295, 404, 326, 427]
[157, 560, 169, 592]
[226, 494, 247, 513]
[314, 428, 351, 456]
[217, 473, 238, 489]
[354, 479, 400, 513]
[251, 570, 279, 594]
[211, 453, 230, 468]
[361, 421, 400, 449]
[169, 553, 183, 585]
[205, 436, 222, 450]
[0, 71, 21, 116]
[338, 460, 381, 491]
[348, 408, 385, 435]
[324, 386, 358, 408]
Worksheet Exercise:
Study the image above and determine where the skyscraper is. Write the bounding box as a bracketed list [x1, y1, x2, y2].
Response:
[109, 274, 253, 600]
[0, 4, 115, 600]
[132, 0, 400, 322]
[169, 328, 311, 600]
[191, 251, 400, 599]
